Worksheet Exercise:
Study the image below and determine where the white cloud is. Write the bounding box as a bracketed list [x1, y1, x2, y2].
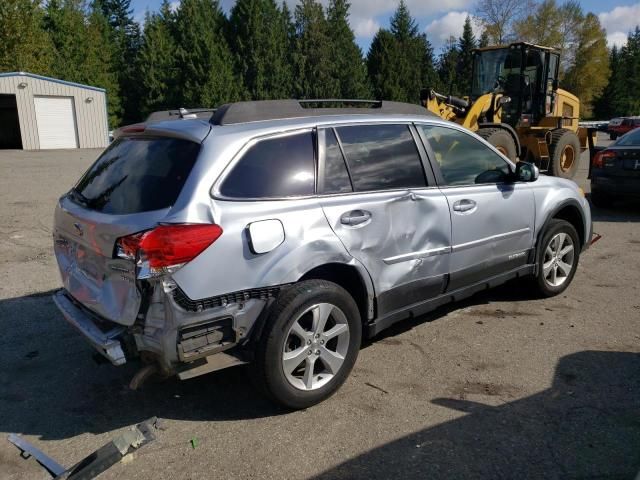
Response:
[169, 1, 180, 12]
[352, 18, 381, 39]
[598, 3, 640, 48]
[606, 31, 629, 49]
[425, 11, 480, 48]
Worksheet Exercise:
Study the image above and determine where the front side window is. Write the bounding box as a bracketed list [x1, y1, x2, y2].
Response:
[420, 125, 511, 186]
[335, 124, 426, 192]
[220, 131, 315, 198]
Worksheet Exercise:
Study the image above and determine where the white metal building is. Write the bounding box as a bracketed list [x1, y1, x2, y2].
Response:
[0, 72, 109, 150]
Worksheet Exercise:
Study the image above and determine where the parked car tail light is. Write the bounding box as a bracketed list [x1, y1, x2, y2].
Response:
[592, 150, 616, 168]
[116, 224, 223, 278]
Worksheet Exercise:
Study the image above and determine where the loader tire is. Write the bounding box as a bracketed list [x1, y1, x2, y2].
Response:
[477, 128, 517, 161]
[549, 129, 581, 179]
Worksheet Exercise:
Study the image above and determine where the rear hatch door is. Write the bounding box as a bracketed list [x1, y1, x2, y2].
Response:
[54, 134, 202, 325]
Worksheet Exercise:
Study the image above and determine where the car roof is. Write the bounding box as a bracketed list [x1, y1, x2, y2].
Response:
[210, 100, 436, 126]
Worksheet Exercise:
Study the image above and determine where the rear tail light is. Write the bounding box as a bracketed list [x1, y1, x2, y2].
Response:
[592, 150, 616, 168]
[116, 224, 223, 278]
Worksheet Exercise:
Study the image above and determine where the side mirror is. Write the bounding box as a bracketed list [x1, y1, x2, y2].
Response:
[515, 162, 539, 182]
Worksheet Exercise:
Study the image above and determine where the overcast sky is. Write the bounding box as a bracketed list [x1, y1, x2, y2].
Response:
[131, 0, 640, 52]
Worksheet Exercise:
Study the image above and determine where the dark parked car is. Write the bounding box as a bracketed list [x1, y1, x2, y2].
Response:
[591, 127, 640, 207]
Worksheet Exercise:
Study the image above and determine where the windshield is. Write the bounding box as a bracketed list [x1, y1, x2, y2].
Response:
[616, 128, 640, 146]
[472, 48, 522, 98]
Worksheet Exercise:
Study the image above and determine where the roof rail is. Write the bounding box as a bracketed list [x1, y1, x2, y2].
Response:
[210, 99, 434, 126]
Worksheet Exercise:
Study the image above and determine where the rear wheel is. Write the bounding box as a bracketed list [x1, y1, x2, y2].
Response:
[252, 280, 362, 409]
[549, 129, 581, 178]
[532, 219, 580, 297]
[477, 128, 517, 161]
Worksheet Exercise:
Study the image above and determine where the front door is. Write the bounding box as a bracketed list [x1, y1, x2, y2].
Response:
[317, 124, 452, 316]
[417, 124, 535, 291]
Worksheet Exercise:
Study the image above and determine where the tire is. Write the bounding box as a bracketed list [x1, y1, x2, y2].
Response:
[590, 191, 614, 208]
[252, 280, 362, 409]
[549, 129, 581, 178]
[532, 219, 580, 297]
[477, 128, 517, 161]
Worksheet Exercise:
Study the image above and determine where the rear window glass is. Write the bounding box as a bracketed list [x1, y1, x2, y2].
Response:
[617, 128, 640, 146]
[72, 137, 199, 214]
[219, 132, 315, 198]
[335, 124, 426, 192]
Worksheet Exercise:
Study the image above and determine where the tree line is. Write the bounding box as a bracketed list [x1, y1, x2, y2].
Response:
[0, 0, 637, 127]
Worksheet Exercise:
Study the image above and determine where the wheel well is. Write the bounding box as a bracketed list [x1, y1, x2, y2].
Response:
[552, 205, 585, 247]
[300, 264, 370, 323]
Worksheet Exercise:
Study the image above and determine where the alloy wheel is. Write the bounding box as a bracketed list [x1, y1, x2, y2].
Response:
[282, 303, 350, 391]
[543, 232, 575, 287]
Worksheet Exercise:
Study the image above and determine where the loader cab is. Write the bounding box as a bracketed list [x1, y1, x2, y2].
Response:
[471, 43, 560, 128]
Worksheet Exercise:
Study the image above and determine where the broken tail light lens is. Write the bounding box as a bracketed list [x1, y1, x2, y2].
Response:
[592, 150, 616, 168]
[116, 224, 223, 278]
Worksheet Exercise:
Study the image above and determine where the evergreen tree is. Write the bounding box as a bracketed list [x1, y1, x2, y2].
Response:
[437, 37, 459, 96]
[229, 0, 292, 100]
[174, 0, 240, 108]
[96, 0, 142, 123]
[593, 46, 623, 119]
[478, 29, 490, 48]
[293, 0, 338, 98]
[85, 6, 121, 126]
[326, 0, 370, 98]
[44, 0, 88, 81]
[456, 16, 477, 96]
[137, 1, 177, 116]
[562, 13, 609, 118]
[0, 0, 54, 74]
[367, 1, 437, 103]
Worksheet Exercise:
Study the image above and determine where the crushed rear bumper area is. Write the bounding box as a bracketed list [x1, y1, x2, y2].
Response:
[52, 290, 127, 365]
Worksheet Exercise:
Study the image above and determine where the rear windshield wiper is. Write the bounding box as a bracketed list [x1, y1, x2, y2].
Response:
[69, 189, 92, 208]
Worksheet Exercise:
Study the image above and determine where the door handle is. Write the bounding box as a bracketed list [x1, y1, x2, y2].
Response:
[452, 199, 477, 212]
[340, 210, 372, 226]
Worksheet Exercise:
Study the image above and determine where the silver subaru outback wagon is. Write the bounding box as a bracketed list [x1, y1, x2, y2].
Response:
[52, 100, 592, 408]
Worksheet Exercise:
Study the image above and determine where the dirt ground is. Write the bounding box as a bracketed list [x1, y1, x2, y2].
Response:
[1, 135, 639, 479]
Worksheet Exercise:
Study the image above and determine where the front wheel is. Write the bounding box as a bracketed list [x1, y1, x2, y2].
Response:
[252, 280, 362, 409]
[532, 219, 580, 297]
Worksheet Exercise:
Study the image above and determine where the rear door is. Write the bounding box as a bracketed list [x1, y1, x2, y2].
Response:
[318, 124, 452, 316]
[53, 136, 201, 325]
[417, 124, 535, 291]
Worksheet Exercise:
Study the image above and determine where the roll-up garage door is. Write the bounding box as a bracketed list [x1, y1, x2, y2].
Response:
[34, 96, 78, 149]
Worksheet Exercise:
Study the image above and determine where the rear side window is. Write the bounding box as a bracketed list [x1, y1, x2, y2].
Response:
[320, 128, 352, 194]
[335, 124, 426, 192]
[73, 137, 200, 214]
[220, 132, 315, 198]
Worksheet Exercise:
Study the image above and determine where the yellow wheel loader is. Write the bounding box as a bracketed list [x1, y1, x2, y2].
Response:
[421, 42, 594, 179]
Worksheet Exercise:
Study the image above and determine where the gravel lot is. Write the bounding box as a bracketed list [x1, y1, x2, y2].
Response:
[1, 135, 639, 479]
